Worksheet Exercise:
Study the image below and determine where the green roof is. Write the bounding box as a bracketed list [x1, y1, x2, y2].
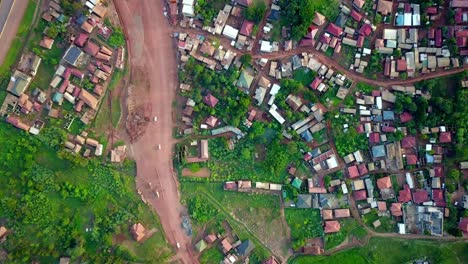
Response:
[236, 69, 254, 91]
[195, 240, 207, 252]
[292, 177, 303, 190]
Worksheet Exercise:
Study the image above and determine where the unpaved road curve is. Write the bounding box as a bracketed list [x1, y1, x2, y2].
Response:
[0, 0, 28, 65]
[113, 1, 196, 263]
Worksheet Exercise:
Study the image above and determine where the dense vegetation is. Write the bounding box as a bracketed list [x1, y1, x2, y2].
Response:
[195, 0, 230, 25]
[284, 209, 324, 250]
[179, 58, 250, 128]
[0, 125, 172, 263]
[244, 0, 267, 23]
[278, 0, 340, 40]
[292, 237, 468, 264]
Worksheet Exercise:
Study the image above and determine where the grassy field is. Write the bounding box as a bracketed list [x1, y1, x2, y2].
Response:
[0, 0, 36, 77]
[0, 124, 173, 262]
[291, 237, 468, 264]
[180, 180, 288, 259]
[293, 69, 315, 86]
[324, 219, 367, 250]
[199, 246, 224, 264]
[362, 209, 396, 233]
[285, 208, 324, 249]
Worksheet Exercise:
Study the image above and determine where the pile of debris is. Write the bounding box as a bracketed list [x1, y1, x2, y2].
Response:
[126, 104, 151, 142]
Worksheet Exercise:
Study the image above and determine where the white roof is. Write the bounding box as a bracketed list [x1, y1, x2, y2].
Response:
[182, 5, 194, 17]
[398, 223, 406, 234]
[29, 127, 40, 135]
[412, 14, 420, 26]
[260, 41, 273, 52]
[182, 0, 194, 5]
[404, 13, 412, 26]
[326, 156, 338, 169]
[269, 104, 285, 124]
[222, 25, 239, 40]
[376, 97, 382, 109]
[383, 29, 397, 40]
[405, 172, 414, 189]
[55, 65, 66, 76]
[95, 144, 103, 156]
[270, 84, 280, 95]
[342, 183, 349, 194]
[269, 184, 282, 190]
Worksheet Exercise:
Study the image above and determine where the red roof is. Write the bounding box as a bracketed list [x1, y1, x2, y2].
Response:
[305, 25, 318, 39]
[334, 209, 350, 218]
[324, 221, 341, 233]
[404, 3, 411, 13]
[428, 28, 435, 39]
[372, 90, 381, 97]
[356, 35, 364, 48]
[400, 112, 413, 123]
[356, 124, 364, 133]
[382, 126, 396, 132]
[433, 166, 443, 177]
[304, 153, 312, 161]
[390, 203, 403, 216]
[435, 29, 442, 47]
[206, 115, 218, 127]
[459, 218, 468, 234]
[348, 165, 360, 178]
[310, 77, 322, 90]
[203, 94, 219, 107]
[320, 34, 331, 44]
[224, 181, 237, 190]
[240, 20, 254, 36]
[412, 189, 429, 204]
[247, 109, 256, 121]
[71, 68, 84, 79]
[369, 132, 380, 144]
[350, 10, 363, 21]
[59, 80, 69, 93]
[299, 38, 315, 47]
[236, 0, 253, 6]
[354, 190, 367, 200]
[398, 184, 412, 203]
[396, 59, 407, 71]
[74, 33, 89, 47]
[401, 136, 416, 148]
[456, 30, 468, 38]
[63, 68, 72, 79]
[426, 7, 437, 15]
[358, 23, 372, 36]
[326, 23, 343, 37]
[84, 41, 100, 56]
[406, 154, 418, 165]
[432, 189, 444, 203]
[72, 87, 82, 98]
[377, 176, 392, 189]
[439, 132, 452, 143]
[375, 202, 386, 211]
[384, 60, 391, 76]
[457, 37, 467, 47]
[358, 164, 368, 176]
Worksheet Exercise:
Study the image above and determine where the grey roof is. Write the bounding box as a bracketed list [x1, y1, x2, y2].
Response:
[63, 46, 83, 66]
[372, 145, 386, 158]
[334, 13, 348, 27]
[383, 110, 395, 120]
[237, 239, 255, 256]
[297, 194, 312, 208]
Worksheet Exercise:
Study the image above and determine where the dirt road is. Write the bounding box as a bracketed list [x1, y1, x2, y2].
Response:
[113, 1, 196, 263]
[0, 0, 28, 65]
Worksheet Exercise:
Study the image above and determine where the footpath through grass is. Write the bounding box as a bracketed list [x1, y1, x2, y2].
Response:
[290, 237, 468, 264]
[0, 0, 36, 77]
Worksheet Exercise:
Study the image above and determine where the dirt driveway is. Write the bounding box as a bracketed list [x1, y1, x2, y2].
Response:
[113, 1, 197, 263]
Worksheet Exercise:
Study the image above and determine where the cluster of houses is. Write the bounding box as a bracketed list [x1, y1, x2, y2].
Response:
[64, 131, 103, 157]
[224, 180, 282, 192]
[2, 1, 125, 159]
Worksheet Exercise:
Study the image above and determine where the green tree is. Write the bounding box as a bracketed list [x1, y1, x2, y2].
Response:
[448, 169, 460, 182]
[240, 54, 252, 65]
[244, 0, 267, 23]
[109, 28, 125, 47]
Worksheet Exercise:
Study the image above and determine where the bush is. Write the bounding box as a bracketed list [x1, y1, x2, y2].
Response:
[244, 0, 267, 23]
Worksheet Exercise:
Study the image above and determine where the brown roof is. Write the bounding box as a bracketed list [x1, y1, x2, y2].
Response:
[200, 42, 215, 56]
[130, 223, 146, 242]
[100, 46, 113, 56]
[84, 41, 100, 56]
[377, 0, 393, 15]
[206, 115, 218, 127]
[377, 201, 387, 211]
[0, 226, 7, 238]
[93, 85, 103, 96]
[221, 238, 232, 252]
[313, 12, 326, 26]
[40, 36, 54, 49]
[324, 221, 341, 233]
[79, 89, 99, 109]
[334, 209, 350, 218]
[203, 94, 219, 107]
[93, 4, 108, 18]
[377, 176, 392, 190]
[204, 234, 217, 244]
[322, 209, 333, 220]
[390, 203, 402, 216]
[96, 52, 112, 61]
[353, 0, 366, 9]
[81, 21, 94, 33]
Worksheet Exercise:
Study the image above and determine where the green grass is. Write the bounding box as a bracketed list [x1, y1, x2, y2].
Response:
[291, 237, 468, 264]
[362, 209, 396, 233]
[0, 123, 173, 262]
[293, 68, 315, 86]
[180, 180, 282, 259]
[355, 82, 376, 94]
[199, 246, 224, 264]
[285, 208, 323, 249]
[324, 219, 366, 250]
[0, 0, 36, 77]
[111, 95, 121, 128]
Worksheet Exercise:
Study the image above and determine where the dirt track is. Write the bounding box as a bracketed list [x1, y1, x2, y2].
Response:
[0, 0, 28, 65]
[113, 1, 196, 263]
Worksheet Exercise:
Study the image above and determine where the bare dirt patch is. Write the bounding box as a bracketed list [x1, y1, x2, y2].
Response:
[182, 168, 210, 178]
